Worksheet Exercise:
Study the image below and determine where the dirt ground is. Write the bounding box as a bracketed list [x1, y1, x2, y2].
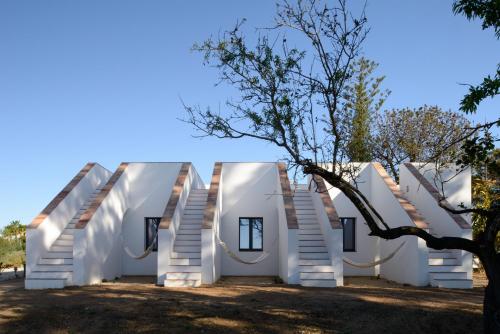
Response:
[0, 272, 487, 334]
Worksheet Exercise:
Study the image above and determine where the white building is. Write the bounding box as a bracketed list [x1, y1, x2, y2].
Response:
[25, 161, 473, 289]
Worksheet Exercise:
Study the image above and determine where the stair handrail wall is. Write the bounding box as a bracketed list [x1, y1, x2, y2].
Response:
[26, 163, 112, 278]
[276, 163, 300, 284]
[309, 175, 344, 286]
[157, 162, 203, 284]
[73, 163, 129, 285]
[201, 162, 223, 284]
[400, 163, 473, 279]
[370, 162, 429, 286]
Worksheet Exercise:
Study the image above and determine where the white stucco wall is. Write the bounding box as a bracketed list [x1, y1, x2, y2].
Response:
[121, 163, 183, 276]
[27, 164, 111, 277]
[369, 164, 428, 286]
[219, 163, 280, 276]
[326, 164, 379, 277]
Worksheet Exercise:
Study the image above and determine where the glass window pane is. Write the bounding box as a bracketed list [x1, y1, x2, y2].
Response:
[239, 218, 250, 249]
[342, 218, 355, 252]
[252, 218, 263, 250]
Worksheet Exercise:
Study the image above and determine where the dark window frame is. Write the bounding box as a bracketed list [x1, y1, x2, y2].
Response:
[144, 217, 161, 252]
[341, 217, 356, 252]
[239, 217, 264, 252]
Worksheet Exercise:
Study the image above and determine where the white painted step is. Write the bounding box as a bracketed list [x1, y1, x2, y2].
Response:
[58, 234, 74, 240]
[169, 258, 202, 266]
[299, 235, 324, 241]
[300, 259, 331, 266]
[164, 279, 201, 287]
[50, 246, 73, 252]
[25, 279, 66, 289]
[431, 279, 473, 289]
[175, 240, 201, 246]
[428, 265, 464, 273]
[299, 230, 322, 235]
[177, 230, 201, 235]
[300, 265, 334, 273]
[171, 252, 201, 259]
[429, 252, 456, 259]
[166, 272, 202, 280]
[53, 239, 73, 247]
[167, 265, 202, 272]
[299, 246, 328, 253]
[179, 225, 202, 230]
[174, 246, 201, 253]
[300, 253, 329, 260]
[44, 252, 73, 259]
[300, 272, 334, 280]
[430, 272, 468, 280]
[299, 225, 321, 230]
[39, 258, 73, 265]
[301, 279, 336, 288]
[176, 234, 201, 241]
[35, 265, 73, 272]
[29, 271, 72, 279]
[299, 240, 325, 247]
[429, 258, 459, 266]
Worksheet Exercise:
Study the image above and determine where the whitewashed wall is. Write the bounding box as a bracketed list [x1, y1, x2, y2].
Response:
[26, 164, 111, 277]
[219, 163, 280, 276]
[122, 163, 183, 276]
[400, 163, 473, 279]
[369, 164, 428, 286]
[326, 164, 380, 277]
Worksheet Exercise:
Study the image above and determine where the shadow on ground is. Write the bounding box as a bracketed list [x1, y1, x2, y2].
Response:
[0, 276, 484, 334]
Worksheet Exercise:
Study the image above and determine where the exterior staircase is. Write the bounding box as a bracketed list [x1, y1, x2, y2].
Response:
[164, 189, 207, 287]
[293, 186, 336, 287]
[25, 187, 103, 289]
[427, 227, 472, 289]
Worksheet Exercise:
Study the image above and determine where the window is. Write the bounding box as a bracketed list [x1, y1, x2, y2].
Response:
[341, 217, 356, 252]
[145, 217, 161, 252]
[239, 217, 263, 251]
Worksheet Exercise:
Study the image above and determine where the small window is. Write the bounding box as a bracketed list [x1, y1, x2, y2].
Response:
[239, 217, 263, 251]
[341, 217, 356, 252]
[145, 217, 161, 252]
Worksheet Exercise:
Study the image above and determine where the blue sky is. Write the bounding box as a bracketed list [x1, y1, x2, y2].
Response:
[0, 0, 498, 229]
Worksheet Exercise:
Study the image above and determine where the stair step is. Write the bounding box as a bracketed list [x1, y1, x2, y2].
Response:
[164, 279, 201, 287]
[430, 279, 473, 289]
[177, 230, 201, 235]
[300, 272, 334, 280]
[428, 265, 463, 273]
[429, 252, 456, 259]
[175, 240, 201, 246]
[299, 230, 322, 235]
[299, 225, 321, 230]
[301, 279, 336, 288]
[430, 272, 468, 280]
[169, 258, 201, 266]
[179, 225, 202, 230]
[174, 246, 201, 253]
[35, 265, 73, 272]
[299, 240, 325, 247]
[50, 246, 73, 252]
[29, 271, 72, 279]
[429, 258, 459, 266]
[299, 246, 328, 253]
[299, 235, 325, 241]
[166, 272, 202, 280]
[300, 259, 331, 266]
[300, 253, 329, 260]
[58, 234, 74, 240]
[25, 279, 67, 289]
[39, 258, 73, 265]
[44, 252, 73, 259]
[171, 252, 201, 259]
[53, 239, 73, 247]
[62, 230, 75, 235]
[176, 235, 201, 241]
[300, 265, 334, 272]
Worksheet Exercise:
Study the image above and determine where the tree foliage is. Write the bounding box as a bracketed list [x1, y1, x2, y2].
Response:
[372, 106, 470, 181]
[0, 220, 26, 270]
[345, 57, 389, 162]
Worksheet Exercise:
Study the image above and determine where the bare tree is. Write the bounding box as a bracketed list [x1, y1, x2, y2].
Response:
[183, 0, 499, 331]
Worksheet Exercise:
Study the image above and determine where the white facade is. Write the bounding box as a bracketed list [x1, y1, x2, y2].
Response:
[25, 161, 473, 289]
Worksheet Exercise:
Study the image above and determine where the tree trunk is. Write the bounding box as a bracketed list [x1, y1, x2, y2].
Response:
[482, 254, 500, 333]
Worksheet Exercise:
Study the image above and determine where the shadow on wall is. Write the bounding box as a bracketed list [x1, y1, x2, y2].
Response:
[0, 278, 483, 334]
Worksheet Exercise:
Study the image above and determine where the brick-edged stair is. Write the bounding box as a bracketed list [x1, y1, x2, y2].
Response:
[164, 189, 207, 287]
[25, 187, 103, 289]
[293, 186, 336, 288]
